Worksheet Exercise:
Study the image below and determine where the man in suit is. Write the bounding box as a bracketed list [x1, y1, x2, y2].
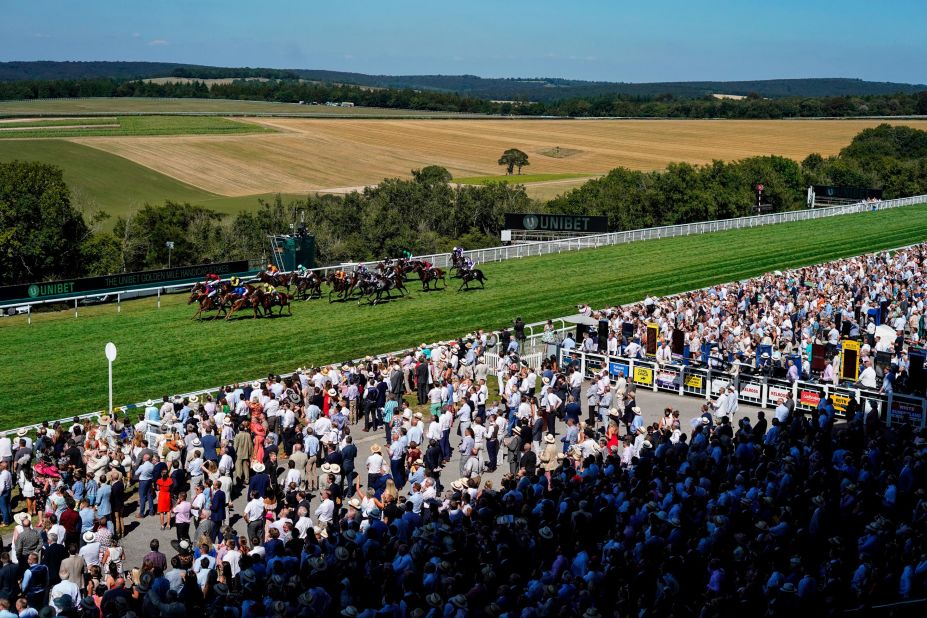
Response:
[41, 533, 67, 586]
[209, 481, 226, 543]
[388, 362, 404, 398]
[0, 553, 19, 603]
[57, 544, 85, 587]
[518, 441, 537, 477]
[340, 436, 358, 488]
[233, 423, 253, 484]
[415, 358, 430, 405]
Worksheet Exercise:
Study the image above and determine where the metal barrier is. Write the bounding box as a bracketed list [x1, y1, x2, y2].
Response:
[558, 348, 927, 429]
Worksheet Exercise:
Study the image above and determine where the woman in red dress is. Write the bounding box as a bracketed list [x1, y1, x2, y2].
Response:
[156, 469, 173, 530]
[250, 406, 267, 467]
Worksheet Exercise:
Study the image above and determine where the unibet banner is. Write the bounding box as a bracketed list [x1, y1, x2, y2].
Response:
[0, 261, 251, 304]
[504, 213, 608, 234]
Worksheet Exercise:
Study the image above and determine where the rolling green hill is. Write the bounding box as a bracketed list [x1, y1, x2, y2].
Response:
[0, 140, 216, 216]
[2, 204, 927, 426]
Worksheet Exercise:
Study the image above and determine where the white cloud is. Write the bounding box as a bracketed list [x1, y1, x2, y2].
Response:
[148, 39, 169, 46]
[132, 32, 141, 38]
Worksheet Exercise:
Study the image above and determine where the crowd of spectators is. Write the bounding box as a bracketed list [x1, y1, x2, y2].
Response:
[0, 246, 925, 616]
[569, 244, 927, 395]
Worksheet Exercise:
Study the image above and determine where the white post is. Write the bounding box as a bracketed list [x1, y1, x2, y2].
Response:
[157, 288, 161, 309]
[105, 342, 117, 414]
[27, 304, 31, 326]
[74, 299, 78, 318]
[117, 293, 121, 314]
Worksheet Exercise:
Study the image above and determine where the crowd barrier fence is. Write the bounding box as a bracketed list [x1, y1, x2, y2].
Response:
[558, 348, 927, 429]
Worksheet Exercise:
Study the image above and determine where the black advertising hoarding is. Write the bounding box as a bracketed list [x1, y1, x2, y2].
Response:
[504, 213, 608, 234]
[813, 185, 882, 201]
[0, 261, 251, 304]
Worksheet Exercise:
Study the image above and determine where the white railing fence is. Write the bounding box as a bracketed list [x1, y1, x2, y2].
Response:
[5, 194, 925, 314]
[557, 347, 927, 429]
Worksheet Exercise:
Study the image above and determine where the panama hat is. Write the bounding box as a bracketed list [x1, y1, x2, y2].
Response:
[538, 526, 554, 539]
[14, 512, 30, 525]
[450, 595, 468, 609]
[191, 438, 202, 447]
[512, 426, 521, 436]
[329, 464, 341, 475]
[82, 530, 96, 543]
[544, 434, 555, 444]
[145, 399, 154, 407]
[450, 479, 465, 491]
[251, 462, 265, 473]
[189, 395, 199, 404]
[251, 381, 261, 389]
[16, 428, 27, 437]
[328, 389, 338, 397]
[172, 395, 183, 404]
[426, 594, 443, 608]
[413, 458, 423, 466]
[641, 440, 653, 449]
[348, 497, 362, 509]
[98, 414, 111, 424]
[632, 406, 642, 415]
[321, 463, 332, 474]
[542, 377, 550, 384]
[370, 444, 381, 453]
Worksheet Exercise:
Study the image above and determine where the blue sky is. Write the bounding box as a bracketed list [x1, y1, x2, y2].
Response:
[3, 0, 925, 83]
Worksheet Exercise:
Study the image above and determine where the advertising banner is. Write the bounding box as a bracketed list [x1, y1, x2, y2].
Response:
[711, 379, 729, 394]
[633, 367, 653, 386]
[683, 375, 704, 389]
[740, 383, 762, 400]
[656, 370, 678, 389]
[830, 394, 851, 412]
[767, 386, 791, 405]
[0, 261, 251, 304]
[504, 213, 608, 233]
[799, 389, 822, 407]
[890, 398, 923, 427]
[609, 362, 630, 378]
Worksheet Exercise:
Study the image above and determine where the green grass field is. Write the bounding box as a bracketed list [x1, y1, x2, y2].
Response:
[0, 98, 483, 118]
[454, 173, 594, 185]
[0, 116, 270, 139]
[0, 140, 218, 217]
[0, 117, 118, 128]
[2, 205, 927, 428]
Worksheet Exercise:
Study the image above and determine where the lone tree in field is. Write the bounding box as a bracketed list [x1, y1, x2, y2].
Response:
[498, 148, 530, 175]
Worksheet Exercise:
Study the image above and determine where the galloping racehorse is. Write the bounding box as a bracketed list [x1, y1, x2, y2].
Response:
[260, 289, 292, 316]
[258, 271, 294, 291]
[413, 264, 446, 291]
[225, 289, 264, 321]
[295, 271, 323, 300]
[458, 267, 487, 292]
[189, 287, 221, 320]
[326, 271, 357, 302]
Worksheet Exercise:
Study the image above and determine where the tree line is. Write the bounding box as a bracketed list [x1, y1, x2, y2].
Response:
[2, 77, 927, 118]
[2, 125, 926, 287]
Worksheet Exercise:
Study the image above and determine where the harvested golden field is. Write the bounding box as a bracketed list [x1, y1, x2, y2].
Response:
[74, 118, 927, 196]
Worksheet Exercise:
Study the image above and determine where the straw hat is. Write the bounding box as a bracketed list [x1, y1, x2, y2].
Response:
[82, 530, 96, 543]
[632, 407, 642, 415]
[321, 463, 332, 474]
[251, 462, 265, 473]
[16, 428, 27, 437]
[145, 399, 154, 407]
[328, 389, 337, 398]
[544, 434, 555, 444]
[251, 381, 261, 389]
[370, 444, 381, 453]
[348, 497, 362, 509]
[189, 395, 199, 404]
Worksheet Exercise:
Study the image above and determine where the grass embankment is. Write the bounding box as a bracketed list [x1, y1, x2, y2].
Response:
[2, 205, 927, 427]
[0, 115, 271, 138]
[0, 140, 218, 217]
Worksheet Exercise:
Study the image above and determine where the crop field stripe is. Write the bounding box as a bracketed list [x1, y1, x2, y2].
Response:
[2, 205, 927, 426]
[69, 118, 927, 198]
[0, 116, 273, 139]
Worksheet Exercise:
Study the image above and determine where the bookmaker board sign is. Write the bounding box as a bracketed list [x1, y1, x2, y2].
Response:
[504, 213, 608, 234]
[0, 261, 251, 304]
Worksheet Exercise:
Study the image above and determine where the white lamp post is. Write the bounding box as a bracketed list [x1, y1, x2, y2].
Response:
[105, 342, 117, 414]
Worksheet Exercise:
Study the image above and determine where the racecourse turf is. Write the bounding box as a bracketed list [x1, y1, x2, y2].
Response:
[2, 204, 927, 427]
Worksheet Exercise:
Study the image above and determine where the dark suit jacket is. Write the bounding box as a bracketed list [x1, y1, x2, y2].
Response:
[519, 451, 537, 476]
[209, 490, 226, 522]
[0, 562, 19, 601]
[111, 480, 125, 511]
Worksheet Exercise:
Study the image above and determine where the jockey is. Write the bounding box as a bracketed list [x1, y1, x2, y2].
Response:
[205, 274, 221, 298]
[463, 256, 474, 270]
[421, 259, 433, 270]
[265, 263, 279, 277]
[260, 282, 277, 297]
[296, 264, 308, 278]
[452, 246, 464, 260]
[231, 277, 249, 297]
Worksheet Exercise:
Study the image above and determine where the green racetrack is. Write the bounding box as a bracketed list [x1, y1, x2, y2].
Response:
[2, 204, 927, 428]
